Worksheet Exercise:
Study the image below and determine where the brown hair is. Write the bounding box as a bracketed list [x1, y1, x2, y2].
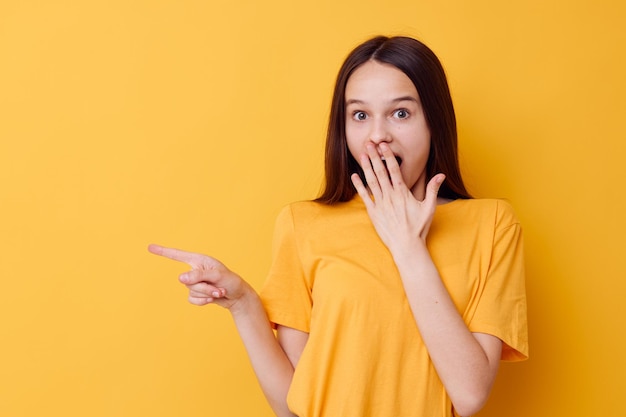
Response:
[315, 36, 471, 204]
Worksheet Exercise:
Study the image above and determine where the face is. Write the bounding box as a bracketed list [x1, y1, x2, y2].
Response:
[345, 60, 431, 199]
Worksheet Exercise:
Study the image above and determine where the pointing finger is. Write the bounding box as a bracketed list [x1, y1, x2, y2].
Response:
[148, 244, 205, 266]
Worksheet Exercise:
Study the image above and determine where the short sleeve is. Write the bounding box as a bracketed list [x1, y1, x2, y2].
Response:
[469, 200, 529, 361]
[259, 205, 312, 333]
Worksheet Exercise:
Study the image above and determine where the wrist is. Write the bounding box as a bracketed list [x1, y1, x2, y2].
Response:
[389, 237, 428, 263]
[229, 283, 260, 317]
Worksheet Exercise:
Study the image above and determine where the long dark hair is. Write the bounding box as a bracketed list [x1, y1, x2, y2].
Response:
[315, 36, 471, 204]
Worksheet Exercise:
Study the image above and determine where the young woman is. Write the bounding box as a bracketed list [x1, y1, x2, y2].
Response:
[149, 36, 528, 417]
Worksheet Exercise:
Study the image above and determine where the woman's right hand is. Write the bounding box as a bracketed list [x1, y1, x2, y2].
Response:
[148, 244, 251, 312]
[150, 244, 298, 417]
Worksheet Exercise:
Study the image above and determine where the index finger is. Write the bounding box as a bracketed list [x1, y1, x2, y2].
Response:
[380, 143, 404, 188]
[148, 244, 203, 265]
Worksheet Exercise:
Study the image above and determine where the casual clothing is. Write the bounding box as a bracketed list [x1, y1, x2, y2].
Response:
[260, 197, 528, 417]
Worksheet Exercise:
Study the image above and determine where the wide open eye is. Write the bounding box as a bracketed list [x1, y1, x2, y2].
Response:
[393, 109, 410, 119]
[352, 111, 367, 121]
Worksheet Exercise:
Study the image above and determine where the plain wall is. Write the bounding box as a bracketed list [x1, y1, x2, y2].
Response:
[1, 1, 624, 416]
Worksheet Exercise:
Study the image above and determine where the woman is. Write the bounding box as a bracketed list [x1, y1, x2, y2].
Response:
[149, 36, 528, 417]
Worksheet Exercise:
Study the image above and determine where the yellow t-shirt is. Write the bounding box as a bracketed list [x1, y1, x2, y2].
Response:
[260, 197, 528, 417]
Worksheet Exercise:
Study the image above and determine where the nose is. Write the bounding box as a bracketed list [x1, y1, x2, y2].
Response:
[368, 117, 391, 145]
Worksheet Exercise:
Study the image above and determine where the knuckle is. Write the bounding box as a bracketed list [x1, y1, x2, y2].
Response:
[374, 165, 387, 176]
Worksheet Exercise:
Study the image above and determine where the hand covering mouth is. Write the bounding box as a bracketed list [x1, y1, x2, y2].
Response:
[381, 155, 403, 167]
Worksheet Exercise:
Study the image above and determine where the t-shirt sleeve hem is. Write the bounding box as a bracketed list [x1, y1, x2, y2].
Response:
[469, 322, 529, 362]
[265, 309, 310, 333]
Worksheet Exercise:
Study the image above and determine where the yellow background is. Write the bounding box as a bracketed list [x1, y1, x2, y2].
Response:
[1, 1, 624, 416]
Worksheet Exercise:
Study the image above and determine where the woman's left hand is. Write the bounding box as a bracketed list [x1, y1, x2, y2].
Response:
[350, 142, 445, 253]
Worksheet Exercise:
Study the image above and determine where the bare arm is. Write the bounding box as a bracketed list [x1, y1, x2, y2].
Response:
[148, 244, 300, 417]
[228, 292, 299, 417]
[392, 241, 501, 416]
[277, 325, 309, 369]
[351, 144, 502, 416]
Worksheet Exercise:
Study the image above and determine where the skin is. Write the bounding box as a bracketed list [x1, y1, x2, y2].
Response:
[345, 60, 431, 201]
[147, 244, 298, 417]
[347, 61, 502, 416]
[149, 60, 503, 417]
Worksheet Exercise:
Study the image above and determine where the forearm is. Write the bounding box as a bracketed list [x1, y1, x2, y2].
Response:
[229, 289, 296, 417]
[392, 240, 499, 416]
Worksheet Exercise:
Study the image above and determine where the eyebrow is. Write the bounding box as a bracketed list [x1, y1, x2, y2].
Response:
[345, 96, 419, 106]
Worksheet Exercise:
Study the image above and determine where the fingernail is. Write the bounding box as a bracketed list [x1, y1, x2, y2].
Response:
[212, 291, 220, 297]
[179, 274, 188, 283]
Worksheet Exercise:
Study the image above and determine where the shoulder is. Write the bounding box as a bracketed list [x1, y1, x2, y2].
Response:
[274, 200, 325, 227]
[483, 199, 520, 229]
[272, 201, 331, 235]
[279, 198, 363, 222]
[273, 198, 366, 237]
[442, 198, 519, 225]
[433, 199, 521, 239]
